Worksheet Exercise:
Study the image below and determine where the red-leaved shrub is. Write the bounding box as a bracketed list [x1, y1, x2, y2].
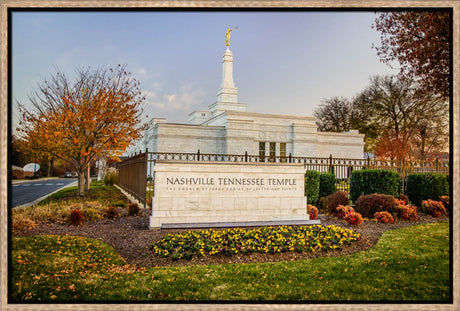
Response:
[322, 191, 349, 215]
[335, 205, 355, 220]
[374, 211, 394, 224]
[439, 196, 450, 212]
[105, 206, 120, 219]
[70, 209, 84, 225]
[398, 204, 418, 221]
[128, 203, 140, 216]
[354, 193, 398, 218]
[146, 197, 152, 209]
[344, 212, 363, 226]
[398, 194, 410, 205]
[422, 199, 447, 218]
[307, 204, 318, 220]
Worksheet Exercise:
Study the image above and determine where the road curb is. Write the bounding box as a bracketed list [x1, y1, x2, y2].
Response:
[13, 180, 78, 209]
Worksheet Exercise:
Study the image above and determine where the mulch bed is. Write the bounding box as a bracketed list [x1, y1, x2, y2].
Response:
[12, 210, 449, 268]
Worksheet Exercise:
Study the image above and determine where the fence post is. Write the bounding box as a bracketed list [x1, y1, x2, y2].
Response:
[289, 153, 292, 163]
[401, 157, 405, 196]
[329, 154, 333, 174]
[197, 149, 200, 161]
[245, 151, 248, 162]
[142, 148, 148, 207]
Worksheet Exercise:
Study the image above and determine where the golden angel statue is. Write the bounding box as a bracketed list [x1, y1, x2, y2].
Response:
[226, 26, 238, 47]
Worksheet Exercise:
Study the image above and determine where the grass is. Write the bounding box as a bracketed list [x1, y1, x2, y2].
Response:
[11, 221, 450, 302]
[12, 181, 130, 229]
[39, 180, 129, 207]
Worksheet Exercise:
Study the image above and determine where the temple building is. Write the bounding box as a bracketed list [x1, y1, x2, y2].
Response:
[126, 38, 364, 159]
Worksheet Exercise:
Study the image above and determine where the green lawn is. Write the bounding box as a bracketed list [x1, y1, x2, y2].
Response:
[39, 180, 129, 207]
[10, 221, 450, 302]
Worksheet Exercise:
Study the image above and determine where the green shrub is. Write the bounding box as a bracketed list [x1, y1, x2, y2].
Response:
[354, 193, 398, 219]
[103, 167, 119, 186]
[322, 191, 349, 215]
[305, 170, 320, 205]
[407, 173, 449, 207]
[349, 169, 400, 202]
[319, 173, 337, 199]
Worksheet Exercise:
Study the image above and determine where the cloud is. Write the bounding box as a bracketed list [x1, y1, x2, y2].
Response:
[136, 67, 149, 78]
[146, 84, 206, 112]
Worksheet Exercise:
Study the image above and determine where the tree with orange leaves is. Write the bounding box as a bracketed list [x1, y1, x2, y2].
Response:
[373, 11, 451, 100]
[354, 75, 447, 162]
[18, 65, 146, 196]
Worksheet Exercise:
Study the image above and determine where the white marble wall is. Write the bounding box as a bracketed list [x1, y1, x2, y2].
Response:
[317, 131, 365, 159]
[127, 110, 365, 160]
[155, 123, 226, 154]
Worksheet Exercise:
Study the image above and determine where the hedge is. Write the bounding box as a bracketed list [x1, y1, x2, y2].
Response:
[349, 169, 400, 202]
[319, 173, 337, 199]
[305, 170, 320, 205]
[407, 173, 449, 207]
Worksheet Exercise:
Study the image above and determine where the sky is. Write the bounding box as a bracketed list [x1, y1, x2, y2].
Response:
[11, 10, 398, 132]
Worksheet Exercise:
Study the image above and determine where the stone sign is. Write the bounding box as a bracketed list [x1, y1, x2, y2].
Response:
[149, 161, 311, 228]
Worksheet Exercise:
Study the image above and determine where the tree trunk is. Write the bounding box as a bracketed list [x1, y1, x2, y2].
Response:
[78, 170, 85, 196]
[421, 129, 426, 161]
[48, 159, 54, 177]
[85, 164, 91, 191]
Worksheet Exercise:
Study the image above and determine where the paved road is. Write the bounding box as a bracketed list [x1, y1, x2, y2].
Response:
[12, 178, 78, 208]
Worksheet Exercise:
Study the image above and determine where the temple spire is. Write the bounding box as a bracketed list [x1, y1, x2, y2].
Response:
[209, 28, 246, 115]
[216, 30, 238, 104]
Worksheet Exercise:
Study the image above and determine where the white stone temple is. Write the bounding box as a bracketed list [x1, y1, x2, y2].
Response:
[126, 45, 364, 159]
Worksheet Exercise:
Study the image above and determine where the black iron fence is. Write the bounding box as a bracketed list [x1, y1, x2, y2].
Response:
[117, 150, 449, 206]
[117, 152, 148, 206]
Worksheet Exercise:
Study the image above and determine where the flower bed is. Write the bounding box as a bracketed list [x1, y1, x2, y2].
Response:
[152, 225, 360, 261]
